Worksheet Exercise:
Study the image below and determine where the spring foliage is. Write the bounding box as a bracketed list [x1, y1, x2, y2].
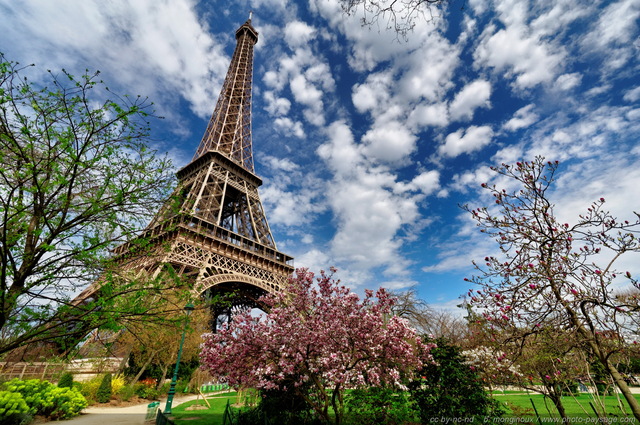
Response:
[1, 378, 87, 420]
[0, 390, 30, 425]
[0, 53, 175, 354]
[96, 373, 112, 403]
[200, 268, 429, 425]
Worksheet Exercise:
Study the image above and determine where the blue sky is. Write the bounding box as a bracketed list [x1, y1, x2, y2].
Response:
[1, 0, 639, 312]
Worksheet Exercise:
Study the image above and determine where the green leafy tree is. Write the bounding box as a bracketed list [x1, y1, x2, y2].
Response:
[57, 372, 73, 389]
[96, 373, 112, 403]
[409, 337, 503, 422]
[0, 53, 176, 355]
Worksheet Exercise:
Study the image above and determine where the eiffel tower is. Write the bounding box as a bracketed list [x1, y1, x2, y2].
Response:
[74, 18, 293, 326]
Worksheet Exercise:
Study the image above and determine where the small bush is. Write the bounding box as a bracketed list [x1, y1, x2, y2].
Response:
[117, 384, 137, 402]
[96, 373, 112, 403]
[111, 375, 125, 394]
[57, 372, 74, 388]
[0, 378, 87, 420]
[39, 387, 88, 420]
[134, 383, 160, 400]
[2, 378, 54, 415]
[409, 337, 504, 423]
[346, 387, 417, 425]
[78, 374, 104, 402]
[0, 390, 31, 425]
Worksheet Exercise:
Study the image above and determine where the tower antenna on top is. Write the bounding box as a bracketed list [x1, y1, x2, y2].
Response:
[249, 10, 253, 21]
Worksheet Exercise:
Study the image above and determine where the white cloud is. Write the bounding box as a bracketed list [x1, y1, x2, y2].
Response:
[475, 23, 565, 89]
[449, 79, 492, 122]
[408, 103, 449, 129]
[264, 91, 291, 115]
[503, 104, 539, 132]
[439, 126, 494, 158]
[274, 117, 305, 138]
[293, 249, 332, 273]
[0, 0, 229, 122]
[361, 121, 418, 165]
[396, 33, 460, 103]
[352, 72, 392, 114]
[580, 0, 640, 74]
[623, 86, 640, 102]
[262, 155, 299, 172]
[449, 165, 493, 193]
[284, 20, 316, 48]
[555, 72, 582, 91]
[409, 171, 441, 195]
[315, 121, 435, 285]
[317, 121, 363, 175]
[260, 26, 335, 129]
[584, 0, 639, 50]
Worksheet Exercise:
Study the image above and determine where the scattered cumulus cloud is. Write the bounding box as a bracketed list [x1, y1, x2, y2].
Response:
[449, 79, 492, 122]
[474, 22, 566, 89]
[503, 104, 539, 132]
[362, 121, 418, 165]
[623, 86, 640, 102]
[284, 20, 316, 47]
[439, 126, 494, 158]
[555, 72, 582, 91]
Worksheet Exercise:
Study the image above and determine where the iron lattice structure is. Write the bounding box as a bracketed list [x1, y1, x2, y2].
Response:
[75, 19, 293, 325]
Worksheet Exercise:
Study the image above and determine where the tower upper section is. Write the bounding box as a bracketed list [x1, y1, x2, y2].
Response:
[192, 19, 259, 172]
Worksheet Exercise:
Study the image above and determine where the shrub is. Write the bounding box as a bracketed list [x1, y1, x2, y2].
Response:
[236, 386, 320, 425]
[39, 387, 88, 420]
[409, 337, 504, 423]
[0, 378, 87, 420]
[345, 387, 416, 425]
[2, 378, 54, 416]
[96, 373, 112, 403]
[134, 383, 160, 400]
[117, 384, 137, 402]
[78, 375, 100, 402]
[111, 375, 125, 394]
[57, 372, 74, 388]
[0, 390, 31, 425]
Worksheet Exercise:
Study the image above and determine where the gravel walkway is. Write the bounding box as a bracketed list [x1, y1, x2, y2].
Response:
[57, 395, 202, 425]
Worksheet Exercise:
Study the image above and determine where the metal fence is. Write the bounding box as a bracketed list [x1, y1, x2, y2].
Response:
[0, 362, 66, 381]
[0, 359, 120, 382]
[155, 409, 175, 425]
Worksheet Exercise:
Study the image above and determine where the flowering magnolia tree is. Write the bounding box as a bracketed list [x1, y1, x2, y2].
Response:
[200, 268, 429, 425]
[463, 158, 640, 420]
[462, 346, 521, 389]
[512, 329, 590, 419]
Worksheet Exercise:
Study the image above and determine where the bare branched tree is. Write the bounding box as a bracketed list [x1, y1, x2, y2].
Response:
[340, 0, 448, 39]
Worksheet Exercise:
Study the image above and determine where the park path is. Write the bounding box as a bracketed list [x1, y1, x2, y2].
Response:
[57, 394, 202, 425]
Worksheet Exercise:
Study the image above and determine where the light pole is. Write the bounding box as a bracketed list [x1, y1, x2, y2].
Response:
[164, 301, 195, 415]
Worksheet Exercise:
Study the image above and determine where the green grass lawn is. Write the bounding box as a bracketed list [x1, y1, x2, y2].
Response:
[498, 393, 640, 420]
[168, 390, 640, 425]
[169, 391, 240, 425]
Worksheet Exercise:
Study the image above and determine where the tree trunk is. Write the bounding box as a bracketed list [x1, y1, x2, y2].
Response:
[157, 363, 170, 389]
[132, 350, 157, 383]
[564, 303, 640, 421]
[604, 359, 640, 421]
[548, 385, 567, 421]
[117, 347, 132, 374]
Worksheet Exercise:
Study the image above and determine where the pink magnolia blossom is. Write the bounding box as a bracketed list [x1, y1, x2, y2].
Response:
[200, 268, 429, 425]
